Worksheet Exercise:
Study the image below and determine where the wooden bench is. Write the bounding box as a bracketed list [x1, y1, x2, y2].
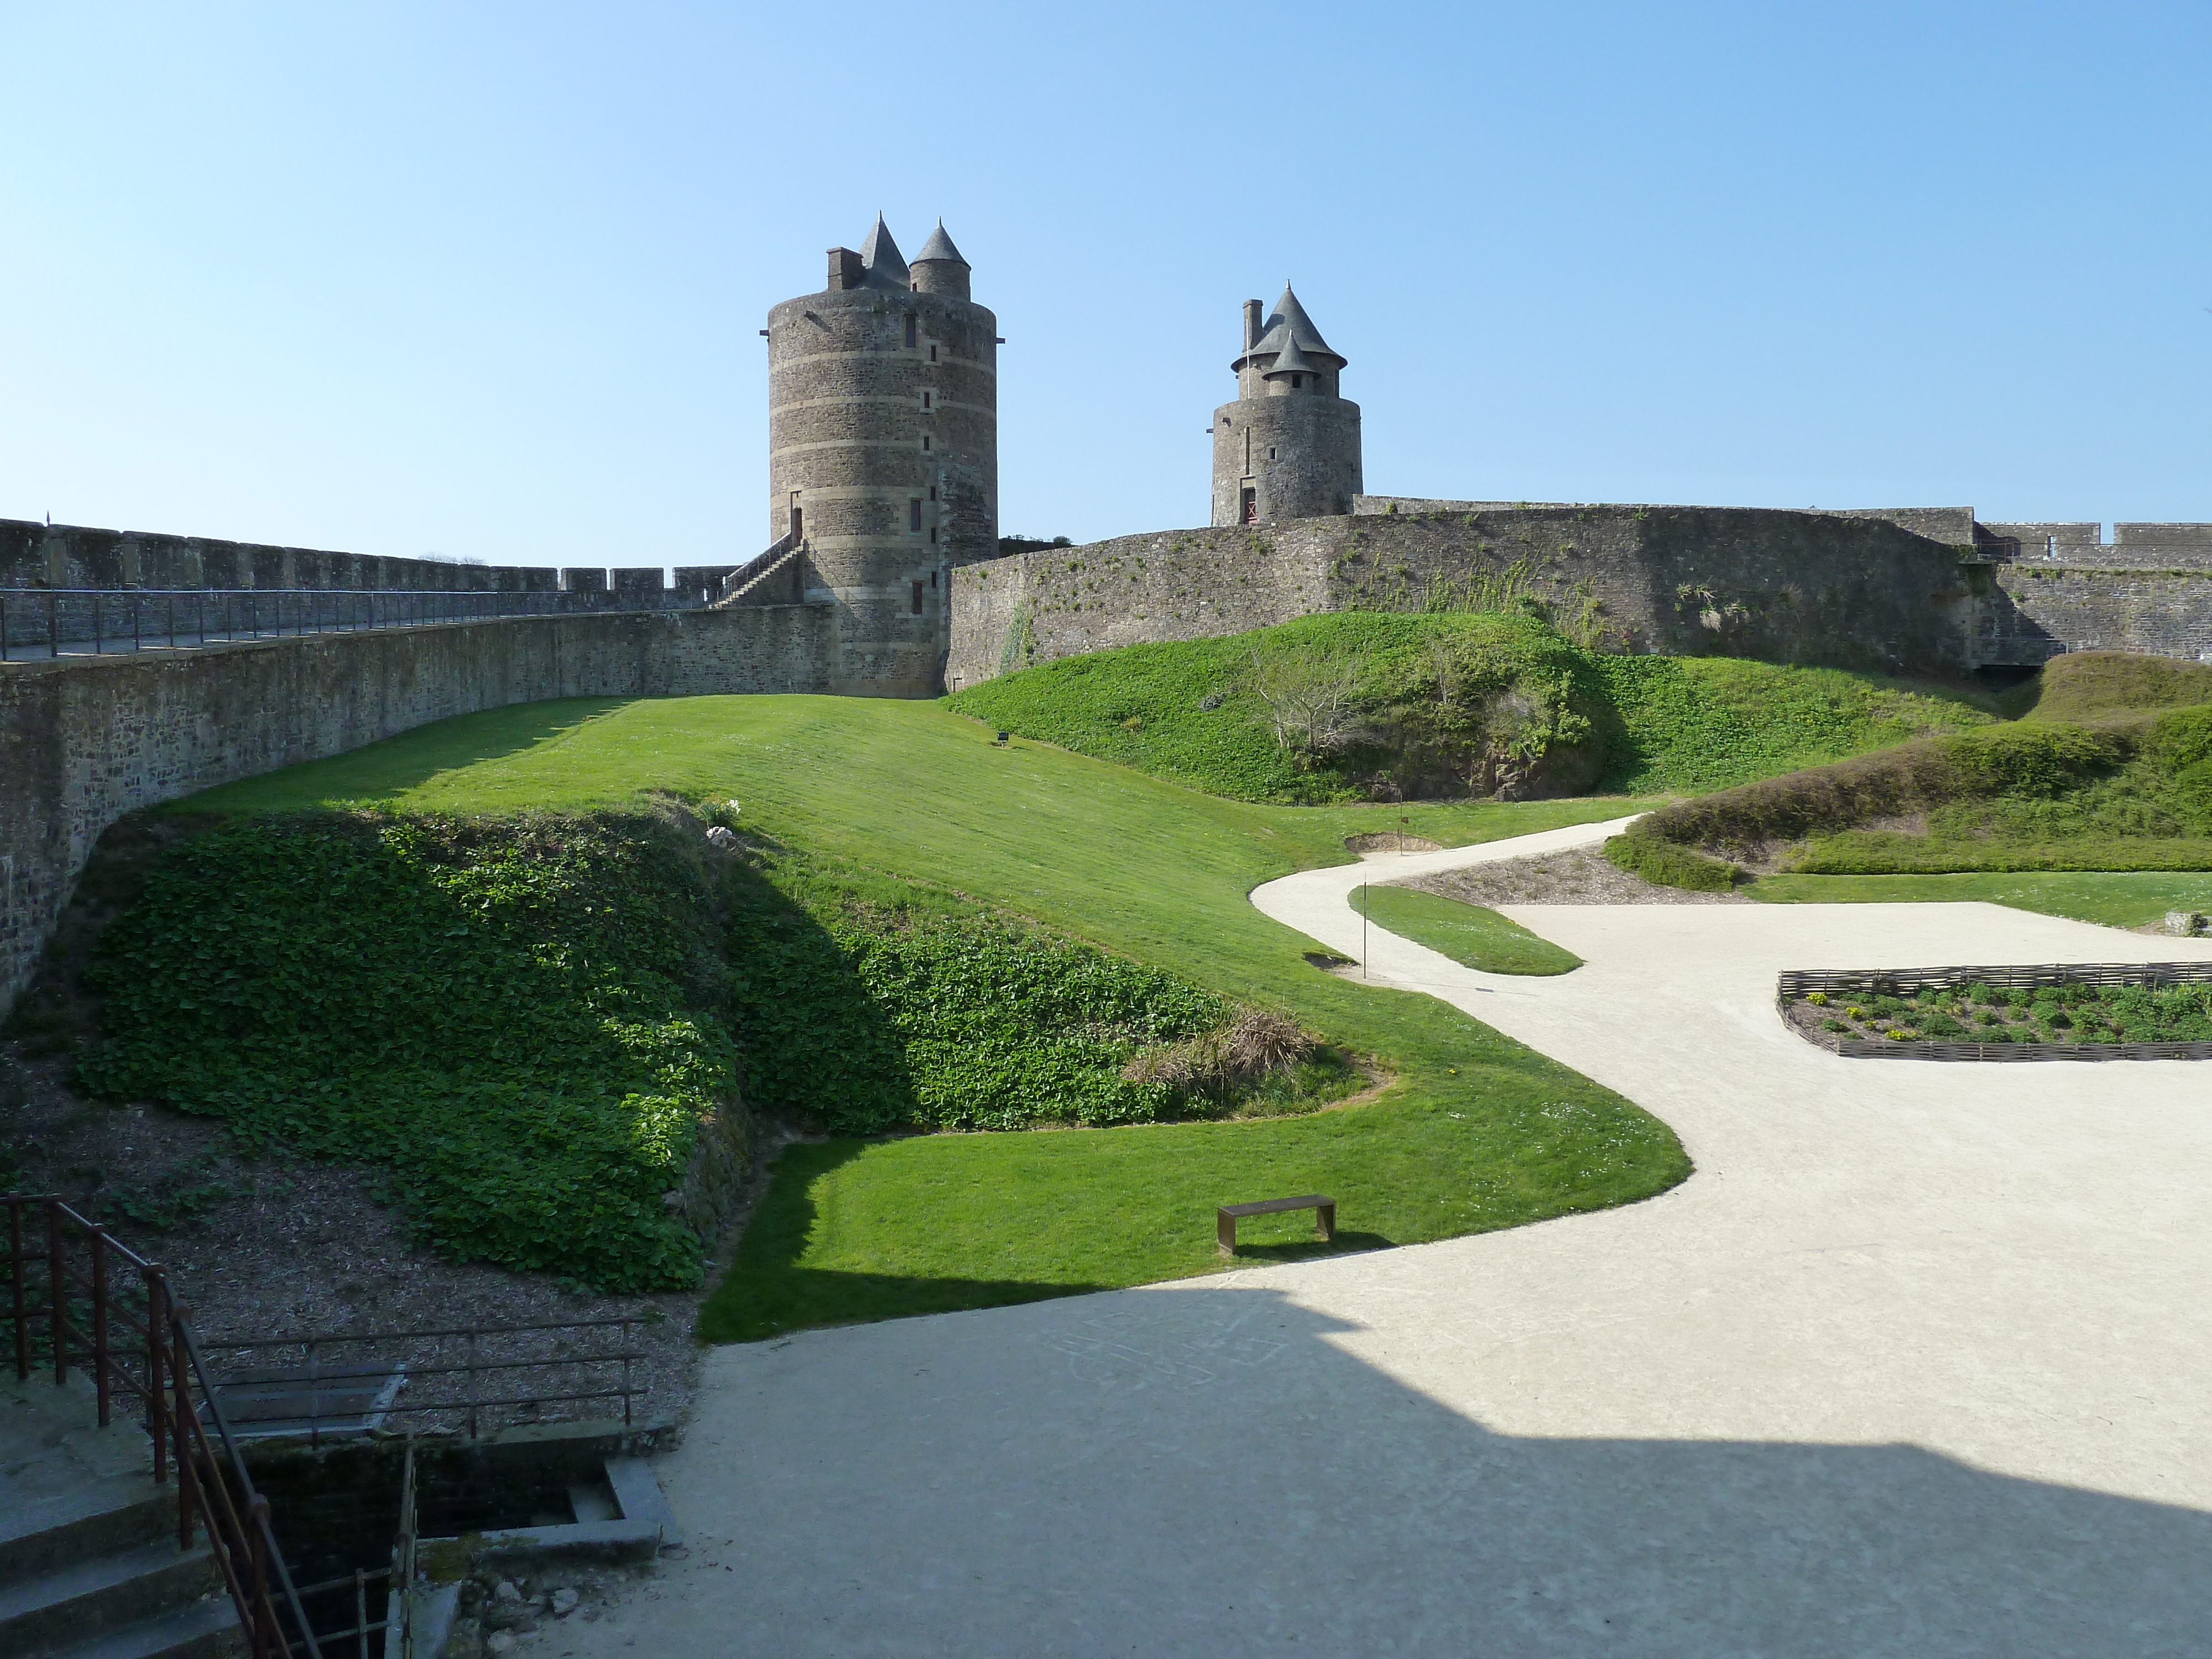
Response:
[1217, 1194, 1336, 1256]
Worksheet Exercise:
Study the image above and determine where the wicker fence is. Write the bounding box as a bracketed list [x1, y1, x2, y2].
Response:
[1777, 962, 2212, 1063]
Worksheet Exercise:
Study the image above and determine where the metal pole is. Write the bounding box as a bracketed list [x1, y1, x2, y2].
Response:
[147, 1267, 169, 1484]
[48, 1200, 66, 1385]
[90, 1225, 110, 1426]
[1362, 883, 1369, 981]
[356, 1569, 368, 1659]
[9, 1201, 25, 1380]
[174, 1306, 197, 1549]
[48, 589, 58, 658]
[249, 1496, 273, 1659]
[93, 590, 102, 655]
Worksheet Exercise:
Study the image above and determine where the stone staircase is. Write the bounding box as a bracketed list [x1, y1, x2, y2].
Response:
[1, 1371, 239, 1659]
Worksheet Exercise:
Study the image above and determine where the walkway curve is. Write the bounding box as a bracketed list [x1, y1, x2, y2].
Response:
[549, 821, 2212, 1658]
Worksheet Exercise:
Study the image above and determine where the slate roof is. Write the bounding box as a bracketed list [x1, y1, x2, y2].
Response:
[1233, 284, 1347, 373]
[914, 221, 968, 265]
[859, 215, 910, 290]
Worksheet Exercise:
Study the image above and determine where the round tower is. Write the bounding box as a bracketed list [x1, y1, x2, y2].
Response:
[1210, 286, 1361, 526]
[767, 216, 997, 695]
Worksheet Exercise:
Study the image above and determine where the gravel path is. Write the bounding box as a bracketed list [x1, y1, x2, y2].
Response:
[536, 815, 2212, 1657]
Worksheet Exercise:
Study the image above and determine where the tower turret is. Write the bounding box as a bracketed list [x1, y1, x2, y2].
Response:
[1211, 285, 1361, 525]
[766, 216, 998, 695]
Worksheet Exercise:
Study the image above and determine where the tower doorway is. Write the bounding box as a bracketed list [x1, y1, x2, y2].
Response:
[1241, 487, 1258, 525]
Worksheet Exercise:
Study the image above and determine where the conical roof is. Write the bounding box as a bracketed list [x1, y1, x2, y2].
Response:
[1262, 330, 1319, 379]
[860, 215, 910, 289]
[1234, 283, 1347, 372]
[914, 221, 968, 265]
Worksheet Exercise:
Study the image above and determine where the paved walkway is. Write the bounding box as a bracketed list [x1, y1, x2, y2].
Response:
[554, 822, 2212, 1657]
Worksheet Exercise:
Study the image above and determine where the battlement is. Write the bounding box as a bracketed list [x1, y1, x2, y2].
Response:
[1979, 523, 2212, 569]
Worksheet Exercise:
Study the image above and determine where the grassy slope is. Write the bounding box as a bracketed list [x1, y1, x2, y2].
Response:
[1350, 884, 1582, 975]
[946, 612, 1995, 804]
[187, 696, 1687, 1340]
[1750, 871, 2212, 930]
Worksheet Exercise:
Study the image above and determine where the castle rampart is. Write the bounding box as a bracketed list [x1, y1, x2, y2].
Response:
[0, 605, 837, 1015]
[0, 517, 737, 604]
[950, 504, 1980, 691]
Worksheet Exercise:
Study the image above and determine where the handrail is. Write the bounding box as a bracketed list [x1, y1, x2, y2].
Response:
[708, 533, 799, 606]
[0, 583, 700, 662]
[2, 1193, 320, 1659]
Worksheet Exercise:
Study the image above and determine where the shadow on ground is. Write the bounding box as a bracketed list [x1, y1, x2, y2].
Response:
[666, 1285, 2212, 1656]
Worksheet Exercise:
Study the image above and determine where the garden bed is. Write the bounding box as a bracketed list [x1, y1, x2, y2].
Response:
[1778, 963, 2212, 1061]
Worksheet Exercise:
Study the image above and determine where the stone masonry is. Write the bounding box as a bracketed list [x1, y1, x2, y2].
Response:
[766, 216, 997, 697]
[1212, 288, 1362, 526]
[0, 604, 837, 1014]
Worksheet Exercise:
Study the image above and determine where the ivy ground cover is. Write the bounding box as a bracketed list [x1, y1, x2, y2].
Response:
[184, 695, 1689, 1339]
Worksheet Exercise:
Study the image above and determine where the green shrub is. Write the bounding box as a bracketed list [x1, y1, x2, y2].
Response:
[1602, 831, 1737, 893]
[722, 849, 1328, 1134]
[946, 612, 1991, 805]
[79, 812, 735, 1291]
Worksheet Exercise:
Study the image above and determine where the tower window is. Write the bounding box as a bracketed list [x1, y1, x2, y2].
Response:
[930, 526, 938, 544]
[910, 499, 922, 531]
[911, 580, 925, 615]
[904, 315, 917, 347]
[921, 435, 931, 452]
[928, 486, 937, 500]
[1268, 447, 1277, 460]
[1291, 374, 1303, 390]
[928, 344, 938, 362]
[921, 390, 933, 410]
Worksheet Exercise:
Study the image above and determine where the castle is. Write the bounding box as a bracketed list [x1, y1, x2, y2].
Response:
[7, 217, 2212, 1014]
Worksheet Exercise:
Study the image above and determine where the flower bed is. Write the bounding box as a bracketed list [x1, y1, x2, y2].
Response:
[1778, 963, 2212, 1061]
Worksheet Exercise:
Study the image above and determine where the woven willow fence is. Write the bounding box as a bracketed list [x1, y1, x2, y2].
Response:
[1777, 962, 2212, 1063]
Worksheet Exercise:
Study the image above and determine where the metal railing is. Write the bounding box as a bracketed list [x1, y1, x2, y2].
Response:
[196, 1316, 646, 1443]
[0, 585, 695, 662]
[3, 1194, 322, 1659]
[708, 533, 800, 606]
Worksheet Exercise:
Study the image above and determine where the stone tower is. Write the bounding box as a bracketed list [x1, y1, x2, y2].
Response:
[1211, 286, 1361, 526]
[767, 216, 997, 695]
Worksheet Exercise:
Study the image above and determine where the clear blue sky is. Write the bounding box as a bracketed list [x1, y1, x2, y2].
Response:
[2, 2, 2205, 567]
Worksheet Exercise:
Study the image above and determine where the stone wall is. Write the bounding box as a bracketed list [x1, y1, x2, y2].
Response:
[0, 515, 743, 604]
[0, 604, 836, 1014]
[949, 505, 1976, 690]
[1981, 566, 2212, 665]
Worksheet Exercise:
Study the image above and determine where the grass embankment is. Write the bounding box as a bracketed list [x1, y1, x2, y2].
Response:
[947, 610, 1994, 805]
[1349, 884, 1582, 975]
[1611, 654, 2212, 888]
[174, 695, 1688, 1340]
[74, 812, 735, 1290]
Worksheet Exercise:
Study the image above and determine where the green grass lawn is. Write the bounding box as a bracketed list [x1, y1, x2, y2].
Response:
[188, 695, 1686, 1340]
[1350, 883, 1582, 975]
[1749, 870, 2212, 930]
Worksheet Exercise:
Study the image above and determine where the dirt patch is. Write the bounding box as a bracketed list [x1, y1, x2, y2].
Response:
[1407, 847, 1754, 907]
[1345, 832, 1444, 859]
[0, 1041, 723, 1429]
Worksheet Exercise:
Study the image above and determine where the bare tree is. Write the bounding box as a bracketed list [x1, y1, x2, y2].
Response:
[1248, 642, 1365, 758]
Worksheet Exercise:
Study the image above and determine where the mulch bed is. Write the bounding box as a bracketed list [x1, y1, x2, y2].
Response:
[1407, 846, 1752, 907]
